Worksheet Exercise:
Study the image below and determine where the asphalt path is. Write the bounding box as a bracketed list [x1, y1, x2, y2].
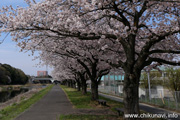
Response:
[99, 93, 180, 120]
[14, 85, 75, 120]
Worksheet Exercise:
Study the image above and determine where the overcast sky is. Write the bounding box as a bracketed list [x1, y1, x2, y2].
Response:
[0, 0, 52, 76]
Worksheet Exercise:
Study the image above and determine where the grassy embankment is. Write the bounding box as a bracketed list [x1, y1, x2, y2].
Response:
[0, 85, 53, 120]
[60, 85, 123, 120]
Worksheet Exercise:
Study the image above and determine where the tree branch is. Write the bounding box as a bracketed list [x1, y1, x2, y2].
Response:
[145, 57, 180, 66]
[77, 59, 92, 80]
[149, 49, 180, 55]
[113, 1, 130, 27]
[97, 69, 110, 83]
[149, 0, 180, 3]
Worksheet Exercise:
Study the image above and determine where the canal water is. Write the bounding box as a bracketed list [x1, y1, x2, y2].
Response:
[0, 88, 29, 103]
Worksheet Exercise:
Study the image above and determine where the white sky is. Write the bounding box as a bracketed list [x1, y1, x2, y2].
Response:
[0, 0, 52, 76]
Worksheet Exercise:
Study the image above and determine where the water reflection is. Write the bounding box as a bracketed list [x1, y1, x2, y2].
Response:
[0, 88, 28, 103]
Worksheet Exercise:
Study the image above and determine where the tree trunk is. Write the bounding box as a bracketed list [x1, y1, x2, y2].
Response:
[71, 80, 74, 88]
[70, 80, 72, 88]
[91, 81, 99, 100]
[76, 80, 81, 91]
[123, 72, 140, 119]
[82, 81, 87, 95]
[76, 58, 99, 100]
[79, 72, 87, 95]
[67, 81, 70, 87]
[73, 81, 76, 88]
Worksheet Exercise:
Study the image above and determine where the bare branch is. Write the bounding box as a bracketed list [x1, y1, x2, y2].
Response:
[0, 32, 10, 44]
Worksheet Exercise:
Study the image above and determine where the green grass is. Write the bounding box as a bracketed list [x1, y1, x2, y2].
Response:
[61, 85, 123, 111]
[0, 85, 53, 120]
[59, 114, 118, 120]
[60, 85, 93, 109]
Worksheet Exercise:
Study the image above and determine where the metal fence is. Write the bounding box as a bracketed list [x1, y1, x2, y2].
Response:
[98, 85, 180, 110]
[98, 85, 123, 97]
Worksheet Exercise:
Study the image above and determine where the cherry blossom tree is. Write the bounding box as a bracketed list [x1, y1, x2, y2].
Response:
[1, 0, 180, 116]
[28, 35, 111, 99]
[44, 53, 89, 94]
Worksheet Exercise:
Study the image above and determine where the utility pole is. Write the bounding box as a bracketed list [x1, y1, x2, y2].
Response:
[147, 72, 151, 101]
[46, 64, 48, 75]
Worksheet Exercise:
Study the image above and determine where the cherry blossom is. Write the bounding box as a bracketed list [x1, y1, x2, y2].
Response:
[0, 0, 180, 116]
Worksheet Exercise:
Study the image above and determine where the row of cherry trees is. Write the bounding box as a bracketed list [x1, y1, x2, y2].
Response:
[36, 37, 112, 99]
[0, 0, 180, 117]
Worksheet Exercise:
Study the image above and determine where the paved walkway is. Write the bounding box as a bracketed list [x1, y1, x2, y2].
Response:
[14, 85, 75, 120]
